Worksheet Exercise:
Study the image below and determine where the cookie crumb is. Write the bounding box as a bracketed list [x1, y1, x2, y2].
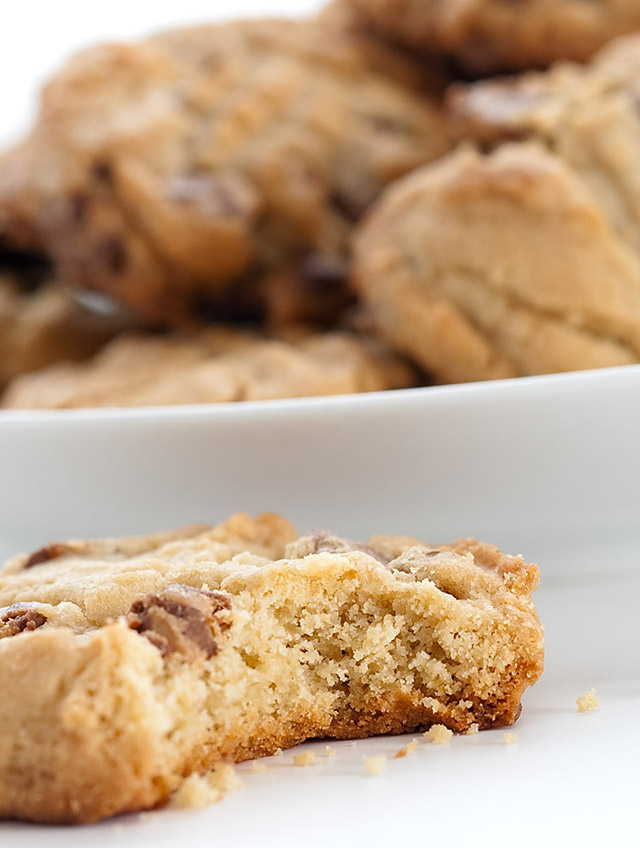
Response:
[325, 746, 338, 758]
[424, 725, 453, 745]
[272, 748, 283, 757]
[577, 689, 599, 713]
[363, 755, 387, 775]
[171, 774, 223, 810]
[465, 723, 479, 736]
[210, 762, 243, 793]
[293, 750, 318, 767]
[394, 738, 419, 758]
[347, 741, 358, 747]
[503, 733, 517, 745]
[249, 761, 268, 774]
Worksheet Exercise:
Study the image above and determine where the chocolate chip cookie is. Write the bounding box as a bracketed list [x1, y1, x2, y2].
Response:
[0, 513, 543, 823]
[0, 270, 129, 388]
[450, 33, 640, 253]
[343, 0, 640, 73]
[1, 327, 416, 408]
[0, 16, 449, 326]
[354, 143, 640, 383]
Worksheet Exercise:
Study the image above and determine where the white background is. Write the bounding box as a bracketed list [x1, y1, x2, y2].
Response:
[0, 1, 321, 145]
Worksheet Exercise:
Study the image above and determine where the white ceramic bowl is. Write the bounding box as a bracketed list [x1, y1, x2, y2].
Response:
[1, 366, 639, 560]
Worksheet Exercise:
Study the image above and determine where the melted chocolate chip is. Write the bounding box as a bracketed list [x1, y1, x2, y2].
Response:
[127, 584, 231, 660]
[0, 605, 47, 638]
[330, 190, 370, 222]
[366, 113, 410, 134]
[24, 543, 71, 569]
[92, 160, 114, 184]
[298, 255, 348, 293]
[0, 246, 52, 292]
[166, 173, 254, 219]
[68, 191, 90, 224]
[306, 531, 390, 565]
[98, 236, 128, 274]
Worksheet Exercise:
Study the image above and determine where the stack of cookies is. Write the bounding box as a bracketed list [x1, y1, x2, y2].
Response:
[3, 1, 640, 406]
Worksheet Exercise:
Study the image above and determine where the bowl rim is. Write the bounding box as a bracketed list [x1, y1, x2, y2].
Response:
[1, 362, 639, 425]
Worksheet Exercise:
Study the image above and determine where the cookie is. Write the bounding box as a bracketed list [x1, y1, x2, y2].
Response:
[1, 327, 416, 408]
[354, 143, 640, 383]
[343, 0, 640, 74]
[449, 34, 640, 252]
[0, 17, 449, 326]
[0, 271, 129, 388]
[0, 513, 543, 823]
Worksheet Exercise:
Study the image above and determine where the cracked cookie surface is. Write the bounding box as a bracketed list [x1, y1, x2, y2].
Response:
[0, 513, 543, 823]
[354, 143, 640, 383]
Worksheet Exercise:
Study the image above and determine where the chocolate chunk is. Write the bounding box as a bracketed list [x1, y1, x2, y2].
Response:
[305, 531, 390, 565]
[166, 173, 257, 219]
[0, 604, 47, 638]
[127, 584, 231, 660]
[298, 255, 348, 293]
[92, 160, 114, 184]
[98, 236, 128, 274]
[68, 191, 90, 224]
[24, 543, 73, 569]
[0, 246, 52, 292]
[330, 189, 370, 221]
[365, 113, 410, 135]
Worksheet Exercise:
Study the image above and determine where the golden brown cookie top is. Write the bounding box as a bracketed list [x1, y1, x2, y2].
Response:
[343, 0, 640, 73]
[0, 16, 449, 325]
[354, 143, 640, 383]
[0, 513, 539, 634]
